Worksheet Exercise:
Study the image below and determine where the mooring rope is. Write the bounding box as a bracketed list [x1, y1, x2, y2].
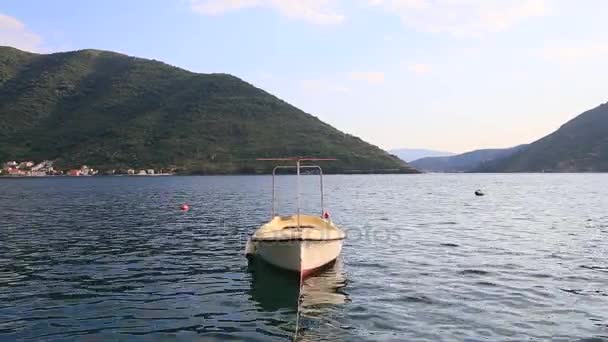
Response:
[293, 271, 304, 342]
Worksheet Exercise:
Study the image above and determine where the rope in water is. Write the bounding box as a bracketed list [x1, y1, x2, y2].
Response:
[293, 272, 304, 342]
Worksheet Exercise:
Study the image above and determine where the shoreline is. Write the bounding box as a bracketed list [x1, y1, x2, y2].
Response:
[2, 171, 607, 179]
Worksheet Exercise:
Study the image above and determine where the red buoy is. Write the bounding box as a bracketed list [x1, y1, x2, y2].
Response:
[323, 211, 330, 219]
[180, 204, 190, 211]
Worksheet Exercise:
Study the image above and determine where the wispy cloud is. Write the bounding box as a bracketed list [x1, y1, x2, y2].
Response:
[538, 42, 608, 64]
[348, 71, 385, 83]
[191, 0, 344, 25]
[0, 13, 42, 52]
[191, 0, 259, 15]
[301, 79, 351, 94]
[407, 63, 431, 75]
[368, 0, 548, 37]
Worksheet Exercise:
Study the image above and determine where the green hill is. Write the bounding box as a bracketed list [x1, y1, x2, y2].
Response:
[0, 46, 416, 174]
[481, 102, 608, 172]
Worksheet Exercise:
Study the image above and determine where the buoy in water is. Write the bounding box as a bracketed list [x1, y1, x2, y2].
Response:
[180, 204, 190, 211]
[323, 211, 330, 219]
[475, 190, 484, 196]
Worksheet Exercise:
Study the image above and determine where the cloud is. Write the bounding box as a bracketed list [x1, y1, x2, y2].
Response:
[191, 0, 344, 25]
[348, 71, 385, 83]
[191, 0, 259, 15]
[301, 79, 351, 93]
[369, 0, 548, 37]
[0, 13, 42, 52]
[407, 63, 431, 74]
[538, 42, 608, 64]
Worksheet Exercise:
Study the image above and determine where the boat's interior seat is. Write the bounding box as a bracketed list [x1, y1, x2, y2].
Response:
[254, 214, 345, 240]
[283, 225, 316, 229]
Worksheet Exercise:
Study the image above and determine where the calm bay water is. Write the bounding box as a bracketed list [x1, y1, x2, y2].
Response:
[1, 174, 607, 341]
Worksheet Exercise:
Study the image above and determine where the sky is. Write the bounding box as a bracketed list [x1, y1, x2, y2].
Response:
[2, 0, 608, 153]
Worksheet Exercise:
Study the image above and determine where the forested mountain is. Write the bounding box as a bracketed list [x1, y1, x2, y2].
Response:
[481, 103, 608, 172]
[0, 46, 417, 174]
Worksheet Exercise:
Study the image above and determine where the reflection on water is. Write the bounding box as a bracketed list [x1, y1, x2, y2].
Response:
[299, 261, 349, 342]
[301, 261, 348, 309]
[247, 259, 300, 313]
[2, 175, 608, 340]
[247, 258, 349, 340]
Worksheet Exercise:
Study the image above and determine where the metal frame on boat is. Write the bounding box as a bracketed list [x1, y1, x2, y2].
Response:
[245, 158, 346, 277]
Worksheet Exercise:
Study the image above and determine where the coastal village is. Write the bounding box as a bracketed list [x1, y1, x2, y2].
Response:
[0, 160, 173, 177]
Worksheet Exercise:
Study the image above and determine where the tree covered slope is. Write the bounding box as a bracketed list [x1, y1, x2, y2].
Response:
[0, 46, 417, 174]
[481, 103, 608, 172]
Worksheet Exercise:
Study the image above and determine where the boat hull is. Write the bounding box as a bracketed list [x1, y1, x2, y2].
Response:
[248, 239, 343, 277]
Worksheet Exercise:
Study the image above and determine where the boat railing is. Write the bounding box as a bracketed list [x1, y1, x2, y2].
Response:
[257, 158, 335, 228]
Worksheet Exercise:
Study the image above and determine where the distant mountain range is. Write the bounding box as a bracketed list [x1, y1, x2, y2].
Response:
[410, 145, 527, 172]
[389, 148, 455, 162]
[480, 102, 608, 172]
[0, 46, 417, 174]
[2, 46, 606, 174]
[412, 101, 608, 173]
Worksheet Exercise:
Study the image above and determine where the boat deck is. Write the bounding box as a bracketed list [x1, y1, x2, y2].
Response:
[252, 215, 345, 242]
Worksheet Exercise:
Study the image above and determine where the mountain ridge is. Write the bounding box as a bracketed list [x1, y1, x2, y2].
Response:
[410, 145, 527, 172]
[0, 46, 418, 174]
[480, 102, 608, 172]
[389, 148, 455, 162]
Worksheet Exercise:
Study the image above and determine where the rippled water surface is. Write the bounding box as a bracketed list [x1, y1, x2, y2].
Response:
[1, 174, 608, 341]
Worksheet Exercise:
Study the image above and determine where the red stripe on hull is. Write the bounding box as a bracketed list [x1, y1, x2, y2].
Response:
[300, 259, 337, 279]
[248, 254, 337, 279]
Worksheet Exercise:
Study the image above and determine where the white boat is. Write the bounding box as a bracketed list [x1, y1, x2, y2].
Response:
[245, 158, 346, 278]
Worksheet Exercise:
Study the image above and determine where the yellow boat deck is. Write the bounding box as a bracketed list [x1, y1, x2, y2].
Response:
[252, 215, 345, 242]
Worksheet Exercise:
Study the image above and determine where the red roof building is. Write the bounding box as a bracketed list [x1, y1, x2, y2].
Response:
[7, 168, 25, 175]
